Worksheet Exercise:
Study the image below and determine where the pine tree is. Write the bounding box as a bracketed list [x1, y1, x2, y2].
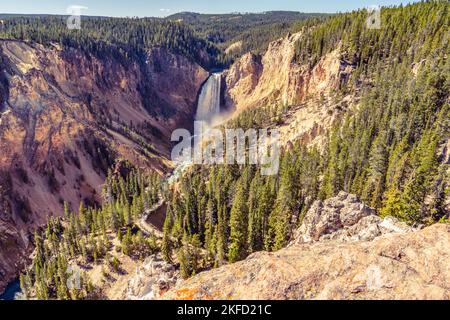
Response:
[190, 234, 202, 276]
[178, 247, 190, 280]
[111, 256, 120, 273]
[228, 182, 248, 263]
[247, 174, 261, 253]
[380, 187, 408, 220]
[122, 228, 132, 255]
[64, 202, 71, 220]
[178, 234, 192, 279]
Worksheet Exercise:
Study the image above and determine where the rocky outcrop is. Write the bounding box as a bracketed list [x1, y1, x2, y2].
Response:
[163, 224, 450, 300]
[143, 47, 209, 130]
[223, 52, 263, 109]
[123, 254, 179, 300]
[0, 220, 30, 292]
[162, 193, 448, 300]
[224, 32, 354, 111]
[224, 41, 243, 55]
[0, 40, 208, 293]
[291, 191, 414, 244]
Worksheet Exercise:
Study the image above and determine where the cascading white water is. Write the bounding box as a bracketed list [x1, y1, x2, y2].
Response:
[195, 73, 222, 124]
[168, 72, 223, 184]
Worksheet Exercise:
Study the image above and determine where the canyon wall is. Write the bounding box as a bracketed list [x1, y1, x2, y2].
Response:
[223, 31, 355, 147]
[0, 40, 208, 291]
[224, 32, 354, 111]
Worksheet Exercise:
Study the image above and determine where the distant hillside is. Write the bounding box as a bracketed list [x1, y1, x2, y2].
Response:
[166, 11, 329, 57]
[0, 14, 57, 18]
[167, 11, 325, 28]
[0, 15, 220, 69]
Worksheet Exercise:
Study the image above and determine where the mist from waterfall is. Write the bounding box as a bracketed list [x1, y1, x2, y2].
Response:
[195, 73, 222, 125]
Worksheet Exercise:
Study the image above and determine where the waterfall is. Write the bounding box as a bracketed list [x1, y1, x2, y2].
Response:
[168, 72, 223, 184]
[195, 73, 222, 124]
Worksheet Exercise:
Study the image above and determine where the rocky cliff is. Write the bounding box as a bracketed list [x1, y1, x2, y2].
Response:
[224, 32, 354, 109]
[223, 32, 355, 147]
[161, 193, 450, 300]
[0, 40, 208, 292]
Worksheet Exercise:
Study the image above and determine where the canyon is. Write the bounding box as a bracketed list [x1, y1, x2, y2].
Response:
[0, 29, 354, 296]
[0, 3, 448, 299]
[0, 40, 209, 292]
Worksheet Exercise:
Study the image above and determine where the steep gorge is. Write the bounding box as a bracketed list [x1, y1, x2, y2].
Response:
[0, 40, 208, 292]
[1, 3, 448, 299]
[0, 31, 362, 295]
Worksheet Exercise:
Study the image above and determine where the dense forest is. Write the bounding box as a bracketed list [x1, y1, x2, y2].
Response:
[9, 1, 450, 298]
[0, 11, 327, 67]
[0, 15, 222, 68]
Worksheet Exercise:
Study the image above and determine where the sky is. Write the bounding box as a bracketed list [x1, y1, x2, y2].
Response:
[0, 0, 417, 17]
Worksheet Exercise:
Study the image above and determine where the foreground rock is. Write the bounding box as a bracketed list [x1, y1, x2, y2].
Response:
[162, 193, 448, 300]
[123, 254, 179, 300]
[163, 224, 449, 300]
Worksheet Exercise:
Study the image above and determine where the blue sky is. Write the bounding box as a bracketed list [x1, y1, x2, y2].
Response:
[0, 0, 417, 17]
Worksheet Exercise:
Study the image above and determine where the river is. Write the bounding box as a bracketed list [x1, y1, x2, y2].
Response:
[0, 279, 21, 300]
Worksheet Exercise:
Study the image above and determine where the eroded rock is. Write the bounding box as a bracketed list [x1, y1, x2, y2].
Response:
[123, 254, 179, 300]
[160, 193, 443, 300]
[163, 224, 450, 300]
[291, 191, 414, 244]
[0, 40, 207, 294]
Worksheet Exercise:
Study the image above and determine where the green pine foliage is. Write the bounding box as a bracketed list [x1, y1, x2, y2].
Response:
[166, 11, 328, 60]
[0, 16, 222, 68]
[20, 163, 163, 300]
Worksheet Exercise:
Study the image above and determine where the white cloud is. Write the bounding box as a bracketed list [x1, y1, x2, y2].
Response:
[159, 8, 171, 13]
